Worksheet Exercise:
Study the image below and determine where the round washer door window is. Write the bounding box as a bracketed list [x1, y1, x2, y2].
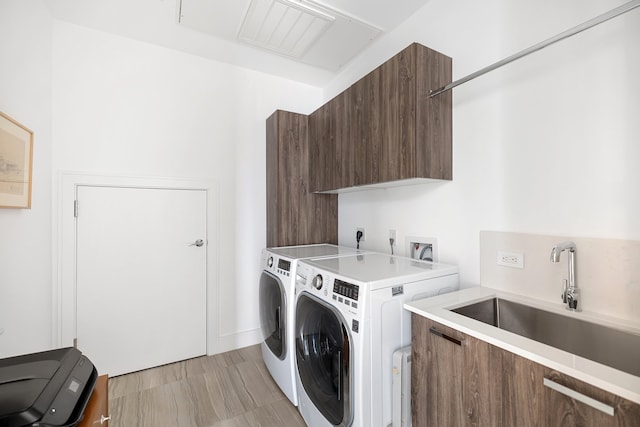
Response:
[259, 271, 286, 359]
[296, 293, 352, 426]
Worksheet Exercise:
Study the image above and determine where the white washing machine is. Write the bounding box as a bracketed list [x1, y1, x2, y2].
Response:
[259, 244, 365, 406]
[294, 253, 459, 427]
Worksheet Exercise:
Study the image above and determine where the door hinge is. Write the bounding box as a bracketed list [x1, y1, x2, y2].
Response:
[74, 200, 78, 218]
[73, 337, 78, 348]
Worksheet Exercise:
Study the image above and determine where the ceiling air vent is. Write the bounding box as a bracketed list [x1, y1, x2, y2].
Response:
[237, 0, 335, 59]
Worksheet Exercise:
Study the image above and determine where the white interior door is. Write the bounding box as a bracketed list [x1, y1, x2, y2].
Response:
[75, 185, 207, 376]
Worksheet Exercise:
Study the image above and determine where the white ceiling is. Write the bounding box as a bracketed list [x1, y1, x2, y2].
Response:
[42, 0, 429, 86]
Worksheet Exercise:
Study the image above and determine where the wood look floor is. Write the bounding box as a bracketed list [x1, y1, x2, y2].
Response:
[108, 345, 306, 427]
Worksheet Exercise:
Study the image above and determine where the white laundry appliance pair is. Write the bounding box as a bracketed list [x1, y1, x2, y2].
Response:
[259, 244, 366, 406]
[294, 252, 459, 427]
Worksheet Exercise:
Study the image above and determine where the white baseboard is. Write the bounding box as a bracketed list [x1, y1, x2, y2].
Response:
[208, 327, 262, 355]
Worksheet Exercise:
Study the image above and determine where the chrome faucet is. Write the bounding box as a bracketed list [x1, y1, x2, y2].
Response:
[550, 241, 580, 311]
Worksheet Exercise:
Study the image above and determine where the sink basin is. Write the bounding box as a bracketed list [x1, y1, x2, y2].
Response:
[451, 298, 640, 377]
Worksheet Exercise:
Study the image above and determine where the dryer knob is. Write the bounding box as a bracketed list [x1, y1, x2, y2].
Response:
[267, 256, 274, 268]
[312, 274, 323, 290]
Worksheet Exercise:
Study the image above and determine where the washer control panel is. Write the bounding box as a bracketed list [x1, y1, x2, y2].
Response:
[263, 250, 293, 278]
[276, 258, 291, 276]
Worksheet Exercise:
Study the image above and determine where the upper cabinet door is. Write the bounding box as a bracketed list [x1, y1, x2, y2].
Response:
[379, 44, 417, 183]
[415, 43, 453, 181]
[309, 42, 453, 193]
[309, 101, 339, 192]
[309, 90, 352, 192]
[351, 67, 381, 187]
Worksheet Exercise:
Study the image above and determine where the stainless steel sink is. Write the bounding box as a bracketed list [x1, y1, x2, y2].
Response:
[451, 298, 640, 377]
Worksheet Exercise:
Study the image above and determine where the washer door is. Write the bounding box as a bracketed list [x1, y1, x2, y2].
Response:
[296, 293, 352, 427]
[259, 271, 286, 359]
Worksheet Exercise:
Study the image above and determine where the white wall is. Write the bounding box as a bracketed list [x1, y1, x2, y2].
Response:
[1, 2, 322, 358]
[334, 0, 640, 304]
[50, 21, 323, 354]
[0, 0, 53, 358]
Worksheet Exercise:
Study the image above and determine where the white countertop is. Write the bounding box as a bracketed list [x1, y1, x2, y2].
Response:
[404, 286, 640, 405]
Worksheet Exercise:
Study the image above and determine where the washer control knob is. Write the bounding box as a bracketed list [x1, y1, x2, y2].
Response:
[267, 256, 274, 268]
[312, 274, 323, 290]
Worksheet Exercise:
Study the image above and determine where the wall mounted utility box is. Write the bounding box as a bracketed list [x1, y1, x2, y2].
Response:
[407, 236, 438, 262]
[309, 43, 453, 193]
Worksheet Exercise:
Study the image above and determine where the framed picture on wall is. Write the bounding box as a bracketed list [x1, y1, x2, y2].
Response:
[0, 112, 33, 209]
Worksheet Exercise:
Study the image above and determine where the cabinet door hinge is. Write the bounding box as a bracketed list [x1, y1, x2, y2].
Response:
[74, 200, 78, 218]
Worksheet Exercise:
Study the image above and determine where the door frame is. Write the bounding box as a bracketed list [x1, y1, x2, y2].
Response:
[54, 172, 219, 355]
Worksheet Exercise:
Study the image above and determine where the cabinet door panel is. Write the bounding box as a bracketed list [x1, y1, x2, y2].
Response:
[412, 315, 502, 426]
[412, 315, 465, 426]
[379, 45, 416, 183]
[416, 44, 453, 180]
[463, 333, 503, 425]
[502, 349, 546, 426]
[351, 67, 381, 186]
[309, 92, 351, 191]
[333, 90, 352, 189]
[277, 112, 305, 244]
[309, 103, 334, 192]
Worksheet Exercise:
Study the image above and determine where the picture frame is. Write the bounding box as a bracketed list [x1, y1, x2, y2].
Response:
[0, 112, 33, 209]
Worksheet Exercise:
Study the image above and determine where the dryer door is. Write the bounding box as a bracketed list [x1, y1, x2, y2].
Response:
[296, 293, 352, 427]
[259, 271, 286, 359]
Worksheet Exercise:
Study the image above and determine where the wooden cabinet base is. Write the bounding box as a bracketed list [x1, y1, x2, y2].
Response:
[79, 374, 109, 427]
[412, 315, 640, 426]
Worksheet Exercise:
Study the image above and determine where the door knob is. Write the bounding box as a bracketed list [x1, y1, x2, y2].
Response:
[189, 239, 204, 247]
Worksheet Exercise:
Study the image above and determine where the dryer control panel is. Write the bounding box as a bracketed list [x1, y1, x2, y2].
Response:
[334, 279, 359, 301]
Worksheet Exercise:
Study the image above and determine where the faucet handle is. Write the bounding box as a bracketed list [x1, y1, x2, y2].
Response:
[566, 286, 580, 311]
[561, 279, 568, 303]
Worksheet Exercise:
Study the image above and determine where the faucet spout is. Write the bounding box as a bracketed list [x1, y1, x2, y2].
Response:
[550, 241, 576, 262]
[550, 241, 579, 311]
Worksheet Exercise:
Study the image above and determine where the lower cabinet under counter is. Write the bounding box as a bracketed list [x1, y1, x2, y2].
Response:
[79, 374, 109, 427]
[411, 314, 640, 427]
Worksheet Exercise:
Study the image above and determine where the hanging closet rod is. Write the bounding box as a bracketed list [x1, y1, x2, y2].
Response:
[429, 0, 640, 97]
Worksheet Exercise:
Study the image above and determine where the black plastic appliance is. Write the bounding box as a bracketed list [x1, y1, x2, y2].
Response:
[0, 347, 97, 427]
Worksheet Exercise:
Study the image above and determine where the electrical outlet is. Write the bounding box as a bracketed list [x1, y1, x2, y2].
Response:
[388, 229, 397, 244]
[497, 251, 524, 269]
[356, 227, 365, 242]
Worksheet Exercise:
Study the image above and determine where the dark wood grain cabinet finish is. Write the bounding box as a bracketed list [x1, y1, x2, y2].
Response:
[266, 110, 337, 247]
[540, 369, 640, 427]
[412, 315, 640, 427]
[350, 67, 381, 187]
[309, 93, 351, 192]
[78, 374, 109, 427]
[411, 314, 502, 426]
[309, 43, 452, 192]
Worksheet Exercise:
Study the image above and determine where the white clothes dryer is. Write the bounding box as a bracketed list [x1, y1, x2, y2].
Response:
[294, 253, 459, 427]
[259, 244, 365, 406]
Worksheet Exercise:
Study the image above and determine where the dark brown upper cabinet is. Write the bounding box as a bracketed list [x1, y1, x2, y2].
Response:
[266, 110, 338, 247]
[309, 43, 452, 193]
